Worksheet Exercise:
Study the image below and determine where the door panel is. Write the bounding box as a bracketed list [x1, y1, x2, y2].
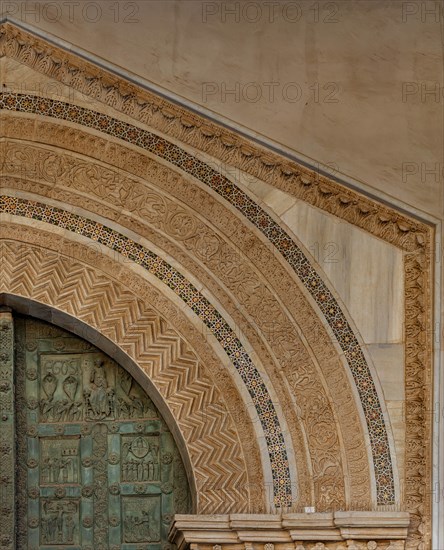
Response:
[12, 315, 190, 550]
[0, 311, 15, 550]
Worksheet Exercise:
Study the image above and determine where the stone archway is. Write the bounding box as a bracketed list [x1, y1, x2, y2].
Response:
[0, 20, 435, 549]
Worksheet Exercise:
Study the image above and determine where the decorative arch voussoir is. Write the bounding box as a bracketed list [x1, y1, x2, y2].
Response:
[0, 89, 395, 505]
[0, 130, 372, 511]
[0, 21, 433, 546]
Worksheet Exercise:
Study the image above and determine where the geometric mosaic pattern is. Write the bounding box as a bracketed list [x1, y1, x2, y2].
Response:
[0, 92, 394, 504]
[0, 194, 291, 506]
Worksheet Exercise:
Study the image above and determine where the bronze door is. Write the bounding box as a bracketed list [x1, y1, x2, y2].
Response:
[1, 312, 190, 550]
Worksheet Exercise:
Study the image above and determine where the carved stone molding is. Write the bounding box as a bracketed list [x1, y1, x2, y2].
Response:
[0, 90, 401, 507]
[0, 21, 433, 547]
[403, 251, 432, 550]
[169, 512, 410, 550]
[0, 23, 426, 253]
[0, 134, 374, 510]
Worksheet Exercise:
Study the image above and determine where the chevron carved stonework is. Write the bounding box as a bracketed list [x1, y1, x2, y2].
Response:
[0, 236, 263, 515]
[0, 133, 374, 510]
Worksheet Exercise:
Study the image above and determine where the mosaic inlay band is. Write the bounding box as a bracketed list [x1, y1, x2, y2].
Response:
[0, 93, 395, 504]
[0, 194, 292, 506]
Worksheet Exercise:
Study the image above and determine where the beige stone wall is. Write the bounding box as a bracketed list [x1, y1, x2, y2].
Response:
[2, 0, 441, 217]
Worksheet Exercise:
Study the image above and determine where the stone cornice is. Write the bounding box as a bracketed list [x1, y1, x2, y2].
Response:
[170, 512, 410, 548]
[0, 22, 431, 252]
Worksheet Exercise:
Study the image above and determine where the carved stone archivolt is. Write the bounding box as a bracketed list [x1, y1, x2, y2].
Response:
[0, 93, 398, 506]
[0, 119, 430, 540]
[0, 187, 371, 513]
[1, 133, 369, 509]
[0, 130, 373, 511]
[0, 21, 433, 548]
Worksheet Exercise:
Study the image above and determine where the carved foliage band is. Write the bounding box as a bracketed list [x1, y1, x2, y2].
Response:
[0, 22, 432, 545]
[0, 134, 368, 511]
[0, 196, 291, 505]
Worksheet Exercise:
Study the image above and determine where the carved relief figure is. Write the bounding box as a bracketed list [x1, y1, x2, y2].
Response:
[123, 497, 160, 543]
[39, 358, 82, 423]
[122, 436, 160, 482]
[15, 318, 191, 549]
[84, 359, 114, 420]
[40, 499, 78, 545]
[40, 355, 155, 423]
[116, 369, 155, 419]
[40, 442, 79, 485]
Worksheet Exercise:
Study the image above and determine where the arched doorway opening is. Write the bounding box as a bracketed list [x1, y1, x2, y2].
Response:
[0, 305, 192, 549]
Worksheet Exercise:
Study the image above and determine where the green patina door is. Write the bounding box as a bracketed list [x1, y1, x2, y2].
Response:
[0, 311, 190, 550]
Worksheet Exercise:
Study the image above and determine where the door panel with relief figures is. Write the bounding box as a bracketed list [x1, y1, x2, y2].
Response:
[0, 312, 190, 550]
